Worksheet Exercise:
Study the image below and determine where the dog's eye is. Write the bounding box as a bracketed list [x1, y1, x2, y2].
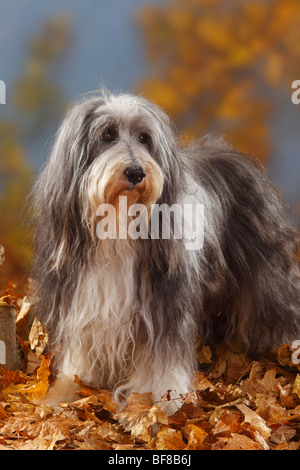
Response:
[138, 133, 149, 145]
[101, 129, 117, 142]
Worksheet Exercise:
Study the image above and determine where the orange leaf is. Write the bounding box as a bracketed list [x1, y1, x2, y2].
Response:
[154, 425, 186, 450]
[185, 423, 207, 450]
[21, 355, 50, 401]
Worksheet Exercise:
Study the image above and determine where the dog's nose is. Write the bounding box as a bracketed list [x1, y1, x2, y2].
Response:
[124, 166, 146, 185]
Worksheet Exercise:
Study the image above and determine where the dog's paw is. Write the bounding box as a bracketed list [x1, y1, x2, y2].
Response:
[156, 391, 184, 416]
[45, 375, 80, 410]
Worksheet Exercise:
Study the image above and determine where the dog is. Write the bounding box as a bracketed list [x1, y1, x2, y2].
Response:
[31, 89, 300, 409]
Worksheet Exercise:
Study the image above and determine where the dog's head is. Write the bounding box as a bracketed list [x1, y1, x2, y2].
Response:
[46, 90, 182, 229]
[32, 90, 184, 272]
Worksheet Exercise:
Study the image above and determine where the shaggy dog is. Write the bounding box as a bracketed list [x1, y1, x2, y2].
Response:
[31, 89, 300, 407]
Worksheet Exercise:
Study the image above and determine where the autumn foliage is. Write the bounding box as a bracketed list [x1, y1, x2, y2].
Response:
[2, 2, 300, 288]
[0, 285, 300, 450]
[1, 2, 300, 450]
[137, 0, 300, 161]
[0, 16, 71, 291]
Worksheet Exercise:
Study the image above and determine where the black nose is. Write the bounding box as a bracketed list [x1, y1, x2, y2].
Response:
[124, 166, 146, 185]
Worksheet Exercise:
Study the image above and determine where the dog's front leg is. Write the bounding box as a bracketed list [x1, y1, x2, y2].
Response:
[116, 353, 194, 415]
[46, 346, 89, 407]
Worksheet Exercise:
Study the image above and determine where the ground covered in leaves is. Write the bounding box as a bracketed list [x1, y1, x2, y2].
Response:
[0, 284, 300, 450]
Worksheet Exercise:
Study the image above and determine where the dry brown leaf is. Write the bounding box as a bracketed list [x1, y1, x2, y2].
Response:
[0, 411, 43, 439]
[0, 282, 22, 306]
[73, 422, 115, 450]
[0, 368, 28, 389]
[0, 403, 8, 420]
[71, 394, 100, 408]
[292, 374, 300, 399]
[185, 423, 207, 449]
[255, 395, 288, 423]
[277, 344, 300, 372]
[196, 341, 213, 364]
[97, 423, 134, 446]
[153, 425, 186, 450]
[117, 392, 153, 422]
[259, 368, 281, 394]
[287, 404, 300, 423]
[192, 370, 214, 391]
[36, 416, 75, 449]
[29, 317, 48, 357]
[117, 392, 169, 443]
[2, 284, 300, 450]
[15, 296, 32, 339]
[212, 433, 265, 450]
[131, 405, 169, 442]
[25, 350, 42, 374]
[210, 343, 251, 382]
[270, 424, 296, 448]
[278, 381, 300, 409]
[236, 403, 271, 440]
[212, 419, 231, 436]
[21, 355, 50, 401]
[253, 430, 269, 450]
[74, 375, 118, 414]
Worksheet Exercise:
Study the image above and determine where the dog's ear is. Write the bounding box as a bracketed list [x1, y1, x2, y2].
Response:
[30, 101, 98, 275]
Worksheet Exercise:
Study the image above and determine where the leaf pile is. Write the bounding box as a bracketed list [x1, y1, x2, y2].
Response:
[0, 287, 300, 450]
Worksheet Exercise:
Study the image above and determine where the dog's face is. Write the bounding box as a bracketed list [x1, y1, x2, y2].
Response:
[49, 91, 180, 236]
[84, 94, 165, 212]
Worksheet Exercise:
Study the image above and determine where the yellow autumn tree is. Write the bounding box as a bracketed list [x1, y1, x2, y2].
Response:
[0, 15, 71, 290]
[137, 0, 300, 161]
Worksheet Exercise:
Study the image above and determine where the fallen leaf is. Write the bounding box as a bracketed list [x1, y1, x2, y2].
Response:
[21, 355, 50, 401]
[255, 395, 288, 423]
[277, 344, 300, 372]
[259, 368, 280, 394]
[117, 392, 169, 443]
[0, 403, 8, 419]
[185, 423, 207, 449]
[1, 282, 300, 450]
[192, 371, 214, 391]
[153, 426, 186, 450]
[15, 296, 32, 339]
[292, 374, 300, 399]
[29, 317, 48, 357]
[0, 411, 43, 439]
[210, 343, 251, 382]
[212, 433, 264, 450]
[270, 424, 296, 448]
[74, 375, 118, 414]
[236, 403, 271, 440]
[0, 368, 28, 389]
[196, 341, 213, 364]
[212, 419, 231, 436]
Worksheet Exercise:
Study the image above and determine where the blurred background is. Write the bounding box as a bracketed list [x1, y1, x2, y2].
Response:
[0, 0, 300, 292]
